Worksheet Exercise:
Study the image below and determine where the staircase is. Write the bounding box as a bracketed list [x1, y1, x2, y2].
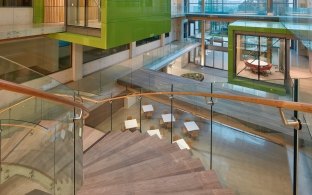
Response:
[79, 130, 233, 195]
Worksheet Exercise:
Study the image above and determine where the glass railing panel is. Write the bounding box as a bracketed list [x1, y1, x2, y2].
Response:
[171, 5, 186, 17]
[296, 78, 312, 141]
[297, 134, 312, 195]
[280, 8, 312, 49]
[67, 0, 85, 27]
[140, 90, 170, 142]
[0, 89, 81, 194]
[210, 93, 293, 194]
[87, 0, 101, 28]
[0, 56, 76, 98]
[0, 118, 56, 194]
[188, 4, 202, 13]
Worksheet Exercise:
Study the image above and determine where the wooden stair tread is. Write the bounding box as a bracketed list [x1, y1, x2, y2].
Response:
[130, 189, 234, 195]
[84, 131, 148, 168]
[83, 125, 105, 152]
[84, 135, 181, 176]
[83, 150, 200, 186]
[0, 176, 49, 195]
[83, 130, 130, 166]
[4, 130, 73, 179]
[1, 129, 32, 160]
[79, 131, 231, 195]
[79, 171, 222, 195]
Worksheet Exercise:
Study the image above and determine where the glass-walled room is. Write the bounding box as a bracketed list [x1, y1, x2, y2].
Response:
[67, 0, 101, 28]
[235, 34, 287, 85]
[187, 0, 294, 16]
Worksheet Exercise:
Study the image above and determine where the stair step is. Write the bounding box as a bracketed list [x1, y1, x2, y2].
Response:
[83, 150, 200, 186]
[164, 189, 234, 195]
[83, 130, 129, 166]
[0, 176, 49, 195]
[78, 171, 222, 195]
[84, 131, 148, 168]
[1, 129, 31, 160]
[83, 126, 105, 152]
[26, 189, 52, 195]
[84, 135, 181, 176]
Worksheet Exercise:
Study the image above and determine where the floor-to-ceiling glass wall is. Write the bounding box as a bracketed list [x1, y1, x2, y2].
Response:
[67, 0, 101, 28]
[235, 34, 287, 85]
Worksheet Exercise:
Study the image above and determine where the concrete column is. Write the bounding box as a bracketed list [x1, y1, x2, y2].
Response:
[178, 19, 184, 40]
[160, 33, 166, 47]
[309, 51, 312, 73]
[72, 43, 83, 81]
[267, 38, 272, 63]
[201, 0, 205, 13]
[267, 0, 273, 16]
[129, 42, 136, 58]
[236, 35, 241, 62]
[279, 39, 285, 73]
[200, 20, 206, 66]
[286, 39, 291, 78]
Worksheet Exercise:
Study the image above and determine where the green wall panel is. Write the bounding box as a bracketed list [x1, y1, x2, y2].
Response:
[33, 0, 44, 24]
[105, 0, 171, 48]
[50, 0, 170, 49]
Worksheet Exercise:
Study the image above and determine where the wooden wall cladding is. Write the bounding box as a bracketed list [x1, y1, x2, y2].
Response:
[44, 0, 64, 23]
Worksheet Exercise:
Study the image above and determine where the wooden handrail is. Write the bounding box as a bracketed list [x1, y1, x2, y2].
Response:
[78, 91, 312, 113]
[0, 79, 89, 118]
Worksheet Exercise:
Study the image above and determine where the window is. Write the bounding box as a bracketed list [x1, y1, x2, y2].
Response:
[136, 35, 161, 47]
[0, 0, 32, 7]
[83, 44, 129, 63]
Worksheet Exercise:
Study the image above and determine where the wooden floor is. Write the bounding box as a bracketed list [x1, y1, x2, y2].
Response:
[79, 129, 233, 195]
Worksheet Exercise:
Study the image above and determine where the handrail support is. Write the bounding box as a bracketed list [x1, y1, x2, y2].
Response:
[279, 108, 302, 130]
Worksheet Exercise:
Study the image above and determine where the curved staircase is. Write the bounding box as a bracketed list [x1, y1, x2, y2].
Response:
[79, 130, 233, 195]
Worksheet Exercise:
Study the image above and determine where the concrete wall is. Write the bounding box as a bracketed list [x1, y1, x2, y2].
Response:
[83, 50, 130, 76]
[0, 37, 59, 73]
[0, 8, 33, 25]
[83, 39, 163, 76]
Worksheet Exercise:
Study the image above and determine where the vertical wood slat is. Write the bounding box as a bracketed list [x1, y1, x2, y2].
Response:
[44, 0, 64, 23]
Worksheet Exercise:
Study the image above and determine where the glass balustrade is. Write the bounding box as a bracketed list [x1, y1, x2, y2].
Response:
[2, 58, 311, 194]
[0, 55, 75, 98]
[74, 79, 311, 195]
[0, 54, 85, 194]
[0, 90, 83, 194]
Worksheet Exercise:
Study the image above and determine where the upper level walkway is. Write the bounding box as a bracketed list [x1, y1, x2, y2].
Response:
[66, 41, 312, 141]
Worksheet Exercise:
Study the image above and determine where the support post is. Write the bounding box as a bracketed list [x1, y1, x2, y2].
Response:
[139, 89, 142, 133]
[110, 94, 113, 132]
[210, 83, 213, 170]
[201, 21, 206, 67]
[170, 84, 173, 144]
[72, 44, 83, 81]
[293, 79, 299, 195]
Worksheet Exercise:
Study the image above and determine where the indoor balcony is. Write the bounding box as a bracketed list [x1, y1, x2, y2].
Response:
[0, 1, 65, 40]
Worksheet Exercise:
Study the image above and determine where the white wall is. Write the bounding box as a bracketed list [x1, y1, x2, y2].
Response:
[133, 40, 161, 57]
[83, 50, 129, 75]
[0, 8, 33, 25]
[83, 39, 164, 76]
